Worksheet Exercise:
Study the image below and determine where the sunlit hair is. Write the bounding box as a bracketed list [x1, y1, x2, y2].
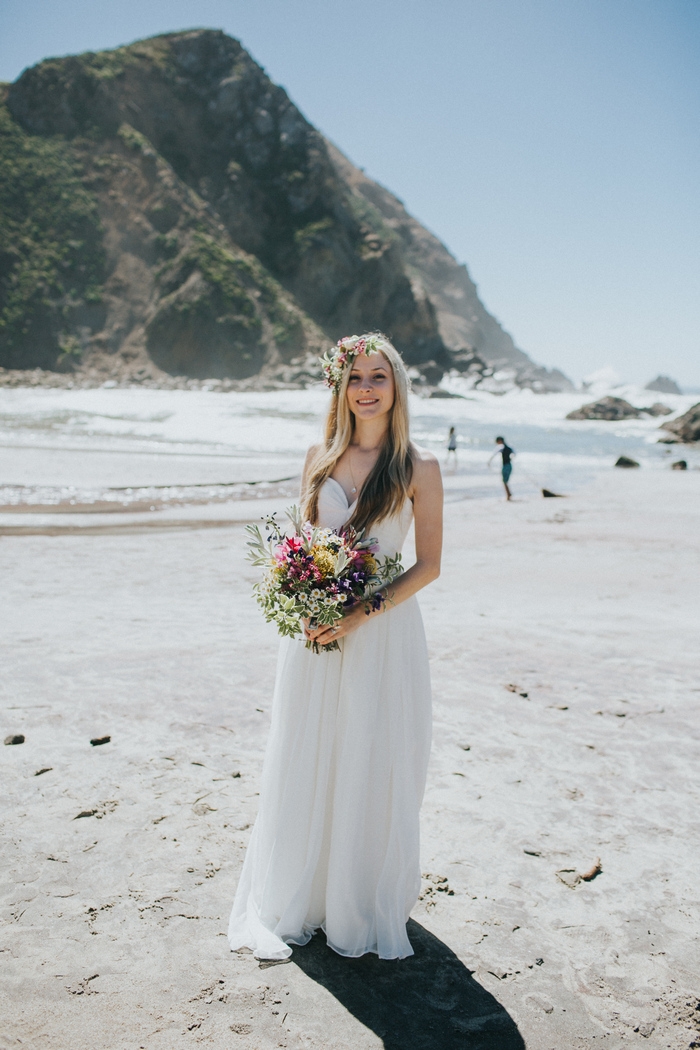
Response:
[302, 333, 413, 533]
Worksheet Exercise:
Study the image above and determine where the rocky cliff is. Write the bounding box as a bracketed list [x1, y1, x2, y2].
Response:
[0, 29, 571, 390]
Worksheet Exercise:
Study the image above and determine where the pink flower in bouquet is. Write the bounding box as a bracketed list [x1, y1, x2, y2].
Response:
[274, 535, 303, 562]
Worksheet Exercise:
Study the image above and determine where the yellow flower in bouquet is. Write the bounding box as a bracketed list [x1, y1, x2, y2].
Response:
[310, 546, 337, 578]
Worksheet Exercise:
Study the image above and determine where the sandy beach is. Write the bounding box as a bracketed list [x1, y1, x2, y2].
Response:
[2, 391, 700, 1049]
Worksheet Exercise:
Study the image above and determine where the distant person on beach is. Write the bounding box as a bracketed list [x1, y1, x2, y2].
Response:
[489, 436, 514, 500]
[446, 426, 457, 465]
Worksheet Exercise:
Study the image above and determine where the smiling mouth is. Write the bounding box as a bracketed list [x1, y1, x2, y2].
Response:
[356, 398, 379, 405]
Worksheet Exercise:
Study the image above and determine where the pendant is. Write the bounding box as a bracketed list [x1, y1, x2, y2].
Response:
[351, 487, 357, 493]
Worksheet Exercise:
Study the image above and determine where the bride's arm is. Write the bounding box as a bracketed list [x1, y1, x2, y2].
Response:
[308, 447, 443, 646]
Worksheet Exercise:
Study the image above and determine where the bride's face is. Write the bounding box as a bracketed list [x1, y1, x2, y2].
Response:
[346, 352, 395, 421]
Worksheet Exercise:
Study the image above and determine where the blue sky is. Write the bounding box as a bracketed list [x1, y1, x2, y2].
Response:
[1, 0, 698, 386]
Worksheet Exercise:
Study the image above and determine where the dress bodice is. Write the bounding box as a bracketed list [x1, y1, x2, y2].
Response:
[317, 477, 413, 558]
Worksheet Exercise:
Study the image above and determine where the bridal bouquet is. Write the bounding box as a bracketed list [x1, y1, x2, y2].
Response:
[246, 506, 402, 652]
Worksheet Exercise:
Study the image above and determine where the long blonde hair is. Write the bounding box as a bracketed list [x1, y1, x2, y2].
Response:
[302, 333, 413, 533]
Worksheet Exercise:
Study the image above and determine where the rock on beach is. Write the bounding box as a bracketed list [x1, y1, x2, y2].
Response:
[566, 396, 641, 421]
[659, 402, 700, 444]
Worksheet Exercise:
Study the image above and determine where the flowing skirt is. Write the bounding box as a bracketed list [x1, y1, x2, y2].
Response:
[227, 596, 432, 960]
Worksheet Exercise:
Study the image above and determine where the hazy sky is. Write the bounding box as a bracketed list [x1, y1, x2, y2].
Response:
[1, 0, 698, 386]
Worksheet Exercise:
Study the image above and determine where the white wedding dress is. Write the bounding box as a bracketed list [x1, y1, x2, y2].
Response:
[227, 477, 432, 960]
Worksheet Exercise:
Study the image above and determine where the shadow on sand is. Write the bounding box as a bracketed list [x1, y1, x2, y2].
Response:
[292, 919, 525, 1049]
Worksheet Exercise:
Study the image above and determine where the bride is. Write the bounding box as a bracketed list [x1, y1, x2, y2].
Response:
[228, 332, 443, 960]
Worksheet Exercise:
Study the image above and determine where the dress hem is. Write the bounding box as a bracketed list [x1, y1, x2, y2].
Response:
[228, 919, 415, 962]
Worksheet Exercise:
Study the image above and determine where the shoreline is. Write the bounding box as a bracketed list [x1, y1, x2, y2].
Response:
[0, 365, 313, 393]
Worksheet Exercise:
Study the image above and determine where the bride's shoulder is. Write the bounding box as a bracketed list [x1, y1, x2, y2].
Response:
[304, 442, 323, 466]
[410, 442, 440, 469]
[302, 443, 325, 490]
[409, 443, 442, 491]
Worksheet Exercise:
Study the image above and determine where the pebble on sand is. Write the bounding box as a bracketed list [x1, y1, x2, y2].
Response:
[615, 456, 640, 468]
[4, 734, 25, 745]
[506, 683, 529, 698]
[90, 736, 111, 746]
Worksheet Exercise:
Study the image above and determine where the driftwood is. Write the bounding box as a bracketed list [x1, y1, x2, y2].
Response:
[580, 857, 603, 882]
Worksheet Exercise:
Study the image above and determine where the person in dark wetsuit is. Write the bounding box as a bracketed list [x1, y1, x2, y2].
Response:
[489, 436, 515, 500]
[446, 426, 457, 467]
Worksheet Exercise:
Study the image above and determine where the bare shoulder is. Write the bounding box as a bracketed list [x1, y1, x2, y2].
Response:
[411, 442, 441, 472]
[304, 442, 323, 467]
[410, 443, 442, 493]
[301, 443, 324, 492]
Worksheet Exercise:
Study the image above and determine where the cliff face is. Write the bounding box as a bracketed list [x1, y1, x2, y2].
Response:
[1, 30, 570, 389]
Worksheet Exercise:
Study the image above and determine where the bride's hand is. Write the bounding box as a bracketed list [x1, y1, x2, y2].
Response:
[304, 604, 365, 646]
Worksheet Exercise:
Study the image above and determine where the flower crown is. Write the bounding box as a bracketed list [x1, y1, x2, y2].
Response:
[320, 334, 383, 394]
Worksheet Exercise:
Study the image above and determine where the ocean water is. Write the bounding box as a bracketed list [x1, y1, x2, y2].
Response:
[0, 384, 696, 509]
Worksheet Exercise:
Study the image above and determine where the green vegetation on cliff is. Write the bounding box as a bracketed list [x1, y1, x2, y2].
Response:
[146, 233, 308, 378]
[0, 104, 105, 369]
[147, 233, 262, 378]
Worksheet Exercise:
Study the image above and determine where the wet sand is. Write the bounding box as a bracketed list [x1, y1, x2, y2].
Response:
[1, 467, 699, 1049]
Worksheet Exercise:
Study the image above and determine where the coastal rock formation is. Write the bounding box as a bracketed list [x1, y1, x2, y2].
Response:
[1, 30, 571, 389]
[641, 402, 672, 417]
[566, 396, 641, 421]
[645, 375, 681, 395]
[659, 403, 700, 444]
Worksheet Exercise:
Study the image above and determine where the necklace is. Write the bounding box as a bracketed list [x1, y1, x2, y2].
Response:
[347, 443, 382, 495]
[348, 448, 358, 494]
